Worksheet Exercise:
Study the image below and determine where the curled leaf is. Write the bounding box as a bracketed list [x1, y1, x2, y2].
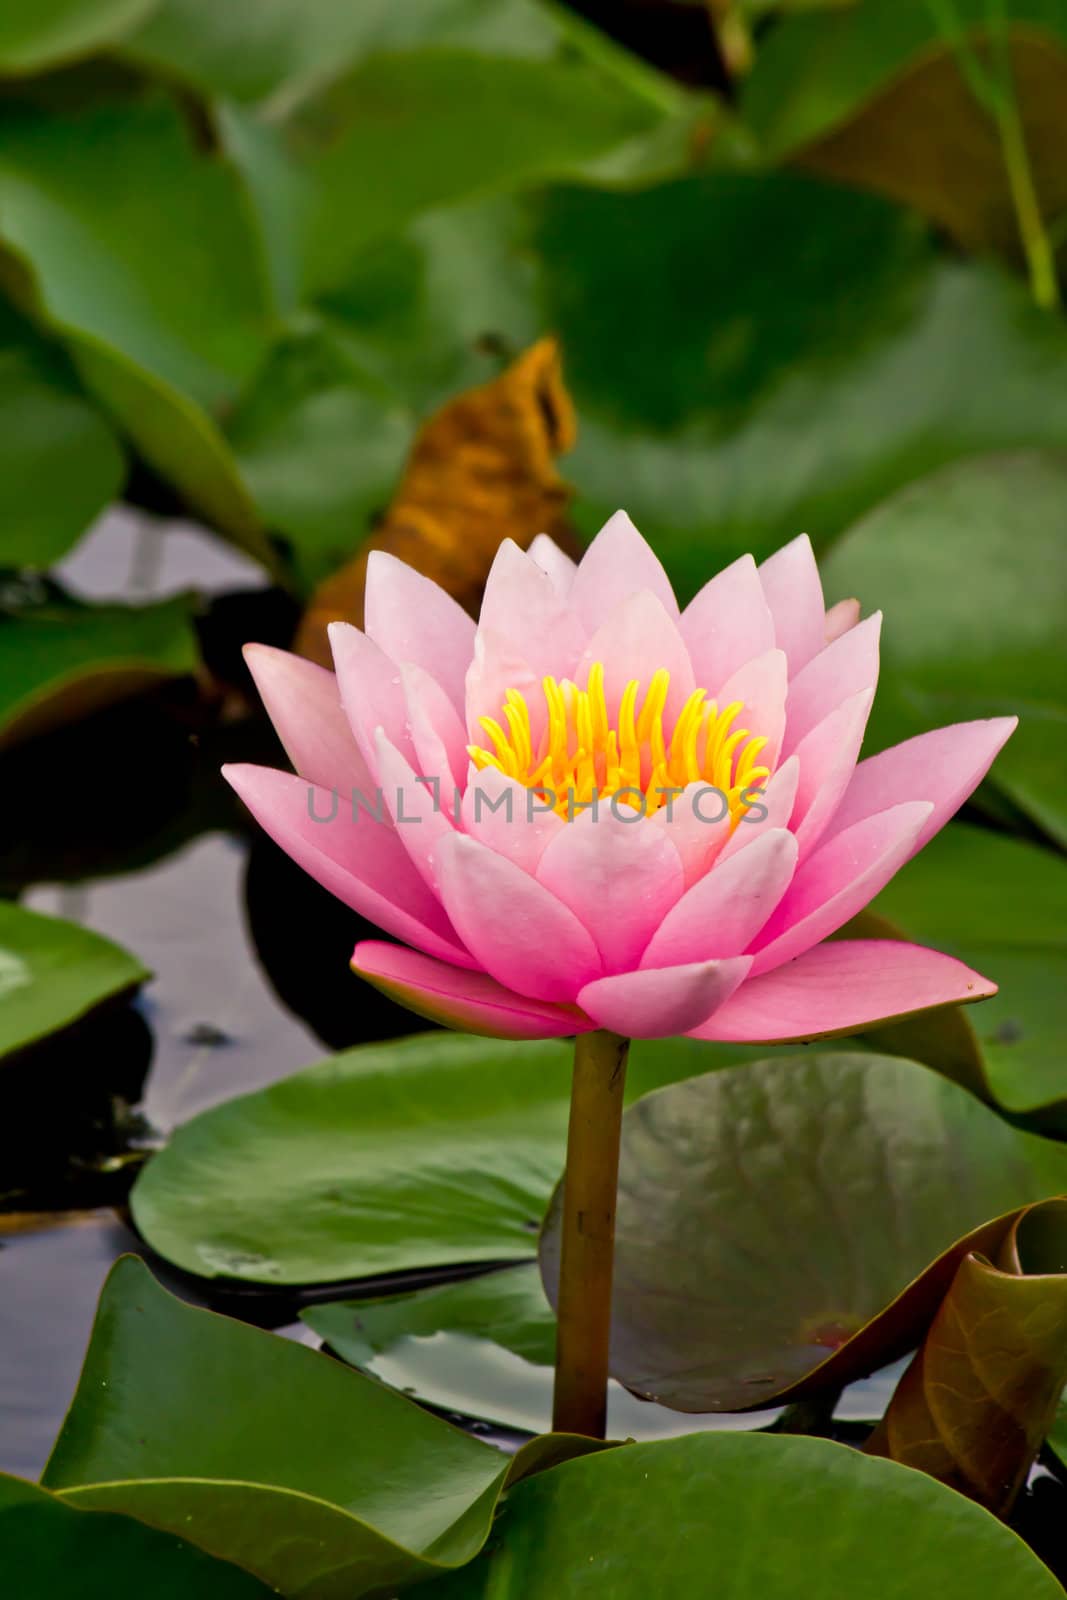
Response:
[865, 1197, 1067, 1516]
[295, 337, 576, 665]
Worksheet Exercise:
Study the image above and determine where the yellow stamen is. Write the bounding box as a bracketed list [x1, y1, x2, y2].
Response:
[468, 662, 775, 823]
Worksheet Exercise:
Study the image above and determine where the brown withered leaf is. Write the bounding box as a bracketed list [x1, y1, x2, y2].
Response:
[295, 337, 577, 667]
[865, 1197, 1067, 1517]
[796, 32, 1067, 263]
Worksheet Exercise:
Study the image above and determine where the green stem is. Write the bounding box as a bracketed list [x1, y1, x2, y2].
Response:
[993, 90, 1060, 310]
[551, 1029, 630, 1439]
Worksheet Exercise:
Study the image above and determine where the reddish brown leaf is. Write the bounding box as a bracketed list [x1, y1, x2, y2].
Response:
[865, 1197, 1067, 1516]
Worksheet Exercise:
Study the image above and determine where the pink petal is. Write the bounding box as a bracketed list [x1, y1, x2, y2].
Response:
[328, 621, 414, 776]
[461, 768, 565, 873]
[642, 828, 798, 968]
[222, 764, 472, 966]
[352, 941, 592, 1040]
[475, 539, 585, 683]
[823, 717, 1018, 858]
[465, 626, 544, 751]
[782, 612, 882, 756]
[578, 957, 752, 1039]
[568, 510, 679, 632]
[715, 647, 789, 769]
[403, 662, 468, 795]
[243, 643, 372, 793]
[375, 729, 454, 891]
[679, 554, 776, 695]
[749, 801, 933, 975]
[788, 688, 874, 857]
[649, 782, 733, 887]
[363, 551, 475, 713]
[824, 596, 861, 644]
[536, 810, 684, 974]
[691, 939, 997, 1042]
[717, 756, 800, 864]
[758, 534, 826, 674]
[574, 590, 695, 725]
[528, 533, 577, 596]
[432, 832, 602, 1002]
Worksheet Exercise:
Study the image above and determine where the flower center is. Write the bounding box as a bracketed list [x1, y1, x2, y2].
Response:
[468, 662, 772, 821]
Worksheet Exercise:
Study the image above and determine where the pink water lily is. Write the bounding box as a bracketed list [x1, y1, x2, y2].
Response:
[224, 513, 1013, 1044]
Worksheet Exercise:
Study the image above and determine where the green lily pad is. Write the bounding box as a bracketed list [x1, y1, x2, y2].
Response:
[418, 1431, 1062, 1600]
[870, 823, 1067, 1117]
[130, 1032, 719, 1285]
[42, 1257, 603, 1598]
[227, 323, 414, 591]
[0, 0, 154, 74]
[0, 303, 124, 570]
[540, 1053, 1067, 1412]
[0, 1472, 274, 1599]
[318, 171, 1067, 601]
[0, 590, 200, 750]
[822, 454, 1067, 845]
[0, 94, 276, 565]
[0, 900, 147, 1062]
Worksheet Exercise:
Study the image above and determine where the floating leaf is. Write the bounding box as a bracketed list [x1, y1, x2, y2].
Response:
[870, 823, 1067, 1119]
[0, 303, 124, 570]
[0, 900, 147, 1063]
[822, 454, 1067, 846]
[418, 1431, 1063, 1599]
[0, 95, 276, 565]
[540, 1053, 1067, 1412]
[293, 337, 575, 657]
[130, 1032, 716, 1285]
[866, 1198, 1067, 1516]
[0, 1472, 274, 1599]
[42, 1257, 603, 1597]
[0, 0, 154, 75]
[0, 590, 200, 750]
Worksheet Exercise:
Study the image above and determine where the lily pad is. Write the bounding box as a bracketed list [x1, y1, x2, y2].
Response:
[821, 453, 1067, 846]
[866, 1198, 1067, 1515]
[42, 1256, 602, 1598]
[303, 1266, 780, 1440]
[130, 1032, 720, 1285]
[0, 1472, 274, 1599]
[540, 1053, 1067, 1412]
[0, 303, 124, 570]
[870, 823, 1067, 1117]
[418, 1431, 1063, 1600]
[0, 590, 200, 750]
[0, 900, 147, 1063]
[0, 0, 154, 75]
[0, 94, 277, 564]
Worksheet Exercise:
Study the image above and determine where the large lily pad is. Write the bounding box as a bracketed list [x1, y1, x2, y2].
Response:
[866, 1198, 1067, 1515]
[0, 589, 200, 750]
[540, 1053, 1067, 1412]
[42, 1257, 601, 1598]
[418, 1431, 1063, 1599]
[870, 823, 1067, 1117]
[0, 303, 124, 570]
[822, 453, 1067, 846]
[130, 1032, 720, 1285]
[0, 900, 147, 1063]
[0, 1471, 274, 1599]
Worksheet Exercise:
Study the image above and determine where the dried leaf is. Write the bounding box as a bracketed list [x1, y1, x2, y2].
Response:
[295, 337, 576, 666]
[865, 1197, 1067, 1516]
